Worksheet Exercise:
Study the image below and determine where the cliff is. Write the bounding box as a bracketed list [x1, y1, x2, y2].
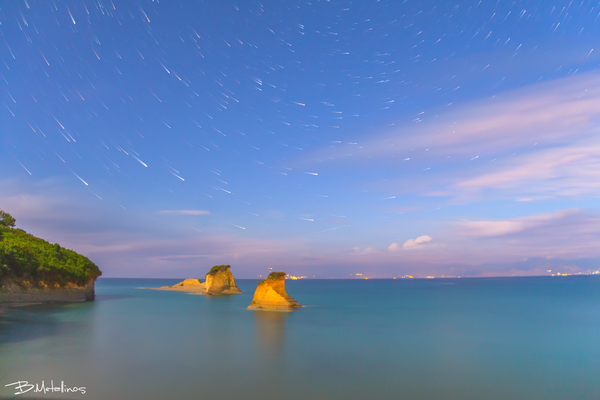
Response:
[0, 211, 101, 305]
[205, 265, 242, 295]
[0, 280, 96, 304]
[248, 272, 301, 312]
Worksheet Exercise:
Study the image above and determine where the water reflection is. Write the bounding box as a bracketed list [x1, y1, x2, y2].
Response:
[0, 302, 94, 345]
[253, 311, 288, 361]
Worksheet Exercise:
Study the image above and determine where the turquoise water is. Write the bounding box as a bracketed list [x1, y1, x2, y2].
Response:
[1, 277, 600, 400]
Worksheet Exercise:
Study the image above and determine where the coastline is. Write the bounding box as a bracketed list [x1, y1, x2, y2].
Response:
[0, 281, 96, 305]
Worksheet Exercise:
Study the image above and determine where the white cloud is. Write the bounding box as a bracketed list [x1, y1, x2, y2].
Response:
[458, 210, 578, 238]
[388, 242, 399, 252]
[402, 235, 432, 250]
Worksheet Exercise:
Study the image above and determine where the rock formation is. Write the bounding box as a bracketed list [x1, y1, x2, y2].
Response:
[149, 265, 241, 295]
[248, 272, 301, 312]
[174, 278, 204, 287]
[151, 278, 206, 294]
[0, 280, 96, 305]
[205, 265, 242, 295]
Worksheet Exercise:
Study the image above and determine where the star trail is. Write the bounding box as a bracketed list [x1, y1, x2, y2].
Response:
[1, 0, 599, 278]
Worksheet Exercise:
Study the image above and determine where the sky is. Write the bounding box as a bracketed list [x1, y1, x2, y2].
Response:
[1, 0, 599, 278]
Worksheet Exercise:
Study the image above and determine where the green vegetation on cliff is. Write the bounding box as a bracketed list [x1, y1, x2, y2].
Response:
[207, 264, 231, 275]
[0, 209, 101, 287]
[258, 271, 286, 285]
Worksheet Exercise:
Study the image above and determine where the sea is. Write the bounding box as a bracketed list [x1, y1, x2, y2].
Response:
[1, 276, 599, 400]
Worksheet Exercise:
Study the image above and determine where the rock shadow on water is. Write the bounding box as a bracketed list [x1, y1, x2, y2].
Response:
[0, 302, 93, 345]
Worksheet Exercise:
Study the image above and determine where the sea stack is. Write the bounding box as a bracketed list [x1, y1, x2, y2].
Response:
[205, 265, 242, 295]
[248, 272, 301, 312]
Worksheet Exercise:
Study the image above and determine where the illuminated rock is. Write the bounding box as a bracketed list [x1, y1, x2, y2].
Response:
[205, 265, 242, 295]
[248, 272, 301, 312]
[152, 278, 206, 293]
[174, 278, 204, 286]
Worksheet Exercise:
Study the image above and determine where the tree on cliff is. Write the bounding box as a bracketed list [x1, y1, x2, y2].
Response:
[0, 209, 16, 228]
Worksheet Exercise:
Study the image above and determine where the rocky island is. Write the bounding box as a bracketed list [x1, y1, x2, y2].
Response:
[205, 264, 242, 295]
[248, 271, 301, 312]
[150, 265, 242, 295]
[0, 209, 102, 307]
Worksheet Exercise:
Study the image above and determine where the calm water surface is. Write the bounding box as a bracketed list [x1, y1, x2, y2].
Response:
[1, 277, 599, 400]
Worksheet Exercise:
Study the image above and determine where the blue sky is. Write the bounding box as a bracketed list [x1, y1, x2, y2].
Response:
[1, 0, 599, 278]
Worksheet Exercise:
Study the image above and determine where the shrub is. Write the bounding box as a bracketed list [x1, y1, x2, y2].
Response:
[207, 264, 231, 275]
[258, 271, 286, 285]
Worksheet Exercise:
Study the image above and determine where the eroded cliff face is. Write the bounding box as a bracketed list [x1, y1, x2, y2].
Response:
[248, 272, 301, 312]
[0, 280, 96, 304]
[205, 265, 242, 295]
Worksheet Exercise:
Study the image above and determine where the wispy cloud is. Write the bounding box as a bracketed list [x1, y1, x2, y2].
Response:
[452, 210, 600, 260]
[346, 210, 599, 269]
[304, 73, 600, 164]
[1, 179, 598, 278]
[454, 141, 600, 198]
[457, 210, 579, 237]
[462, 208, 599, 232]
[304, 73, 600, 201]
